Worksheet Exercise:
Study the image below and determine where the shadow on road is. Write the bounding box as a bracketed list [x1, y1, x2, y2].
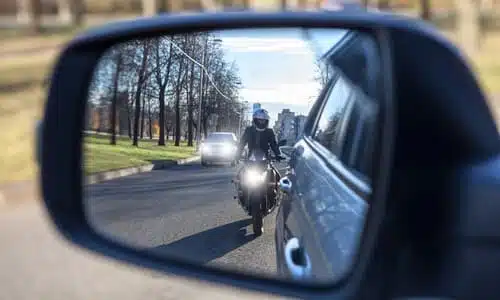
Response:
[85, 177, 231, 198]
[148, 219, 255, 265]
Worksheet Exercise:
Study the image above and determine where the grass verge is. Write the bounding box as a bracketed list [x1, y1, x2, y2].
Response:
[84, 134, 196, 175]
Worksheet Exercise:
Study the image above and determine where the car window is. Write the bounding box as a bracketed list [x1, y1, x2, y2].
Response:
[311, 32, 381, 181]
[312, 74, 353, 156]
[339, 88, 378, 179]
[206, 133, 234, 142]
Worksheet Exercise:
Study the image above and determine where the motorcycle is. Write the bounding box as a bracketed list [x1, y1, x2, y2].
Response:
[232, 148, 283, 236]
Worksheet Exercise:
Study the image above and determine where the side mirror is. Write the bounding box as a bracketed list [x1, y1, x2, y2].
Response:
[37, 11, 500, 300]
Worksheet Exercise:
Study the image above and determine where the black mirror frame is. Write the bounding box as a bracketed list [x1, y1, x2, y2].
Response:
[42, 10, 486, 299]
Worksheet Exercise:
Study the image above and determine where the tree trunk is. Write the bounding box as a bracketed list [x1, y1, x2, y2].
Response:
[143, 0, 158, 16]
[158, 89, 167, 145]
[128, 107, 132, 138]
[280, 0, 287, 10]
[187, 60, 195, 147]
[156, 42, 173, 146]
[455, 0, 481, 56]
[174, 87, 182, 146]
[133, 90, 142, 146]
[56, 0, 72, 23]
[148, 103, 153, 140]
[241, 0, 250, 9]
[132, 42, 150, 146]
[21, 0, 42, 34]
[72, 0, 84, 27]
[174, 42, 186, 147]
[378, 0, 390, 9]
[110, 54, 122, 145]
[140, 94, 146, 139]
[16, 0, 30, 24]
[203, 117, 208, 139]
[420, 0, 431, 20]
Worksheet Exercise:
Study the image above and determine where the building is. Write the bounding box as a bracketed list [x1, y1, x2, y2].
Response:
[274, 109, 296, 145]
[294, 115, 307, 140]
[273, 109, 308, 145]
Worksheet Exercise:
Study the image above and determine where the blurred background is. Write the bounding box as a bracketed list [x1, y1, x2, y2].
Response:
[0, 1, 498, 299]
[0, 0, 498, 199]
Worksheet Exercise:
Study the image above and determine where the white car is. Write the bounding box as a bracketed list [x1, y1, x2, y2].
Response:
[200, 132, 239, 167]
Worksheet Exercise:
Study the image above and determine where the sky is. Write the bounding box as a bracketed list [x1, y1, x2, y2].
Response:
[213, 27, 348, 126]
[90, 27, 348, 128]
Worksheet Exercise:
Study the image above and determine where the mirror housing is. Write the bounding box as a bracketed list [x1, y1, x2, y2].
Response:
[38, 10, 500, 299]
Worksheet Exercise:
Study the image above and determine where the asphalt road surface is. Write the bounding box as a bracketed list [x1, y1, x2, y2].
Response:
[0, 164, 289, 299]
[84, 161, 288, 278]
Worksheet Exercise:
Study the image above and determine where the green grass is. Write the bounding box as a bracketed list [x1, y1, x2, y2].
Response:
[84, 134, 196, 175]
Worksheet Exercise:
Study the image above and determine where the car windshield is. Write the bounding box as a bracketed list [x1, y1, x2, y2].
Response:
[205, 133, 235, 143]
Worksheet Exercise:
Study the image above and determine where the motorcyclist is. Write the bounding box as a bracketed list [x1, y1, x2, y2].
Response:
[235, 108, 285, 210]
[238, 108, 285, 161]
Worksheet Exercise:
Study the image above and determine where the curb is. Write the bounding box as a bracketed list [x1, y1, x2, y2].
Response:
[84, 156, 200, 185]
[0, 156, 200, 209]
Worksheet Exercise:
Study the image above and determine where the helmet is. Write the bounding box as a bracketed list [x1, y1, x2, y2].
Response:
[252, 108, 270, 131]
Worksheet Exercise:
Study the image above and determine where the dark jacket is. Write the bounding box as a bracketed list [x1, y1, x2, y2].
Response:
[238, 126, 281, 158]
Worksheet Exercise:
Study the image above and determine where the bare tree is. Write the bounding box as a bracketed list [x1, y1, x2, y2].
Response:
[87, 32, 243, 148]
[153, 38, 174, 146]
[173, 36, 188, 146]
[132, 39, 152, 146]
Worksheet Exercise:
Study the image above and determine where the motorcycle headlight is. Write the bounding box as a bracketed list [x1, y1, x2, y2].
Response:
[243, 168, 267, 187]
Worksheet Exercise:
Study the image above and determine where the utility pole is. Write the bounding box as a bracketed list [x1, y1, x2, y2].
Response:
[238, 109, 242, 138]
[196, 37, 208, 152]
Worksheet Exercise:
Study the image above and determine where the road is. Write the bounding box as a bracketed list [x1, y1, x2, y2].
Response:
[0, 162, 289, 300]
[85, 161, 286, 278]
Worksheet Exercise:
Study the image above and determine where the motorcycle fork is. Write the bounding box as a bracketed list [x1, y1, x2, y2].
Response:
[248, 187, 266, 214]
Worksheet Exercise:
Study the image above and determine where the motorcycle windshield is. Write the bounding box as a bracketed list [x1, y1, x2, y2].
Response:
[248, 149, 267, 162]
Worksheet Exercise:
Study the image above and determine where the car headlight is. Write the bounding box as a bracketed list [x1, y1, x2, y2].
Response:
[202, 145, 211, 153]
[243, 168, 267, 187]
[221, 144, 237, 155]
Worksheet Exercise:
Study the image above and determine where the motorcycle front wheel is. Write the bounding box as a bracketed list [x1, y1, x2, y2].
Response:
[250, 195, 263, 236]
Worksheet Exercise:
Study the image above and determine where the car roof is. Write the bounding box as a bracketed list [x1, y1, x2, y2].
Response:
[208, 132, 234, 136]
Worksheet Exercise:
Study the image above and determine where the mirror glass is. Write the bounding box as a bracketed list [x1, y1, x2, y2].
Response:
[83, 27, 382, 284]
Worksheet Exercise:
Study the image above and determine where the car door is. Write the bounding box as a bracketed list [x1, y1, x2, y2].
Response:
[276, 33, 380, 283]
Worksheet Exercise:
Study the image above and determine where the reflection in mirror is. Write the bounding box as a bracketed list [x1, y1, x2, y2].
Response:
[83, 27, 382, 285]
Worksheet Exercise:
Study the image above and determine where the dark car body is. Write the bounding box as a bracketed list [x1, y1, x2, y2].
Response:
[201, 132, 239, 166]
[275, 30, 381, 283]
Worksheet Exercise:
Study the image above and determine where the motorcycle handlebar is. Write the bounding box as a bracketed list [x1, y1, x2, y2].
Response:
[240, 156, 286, 163]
